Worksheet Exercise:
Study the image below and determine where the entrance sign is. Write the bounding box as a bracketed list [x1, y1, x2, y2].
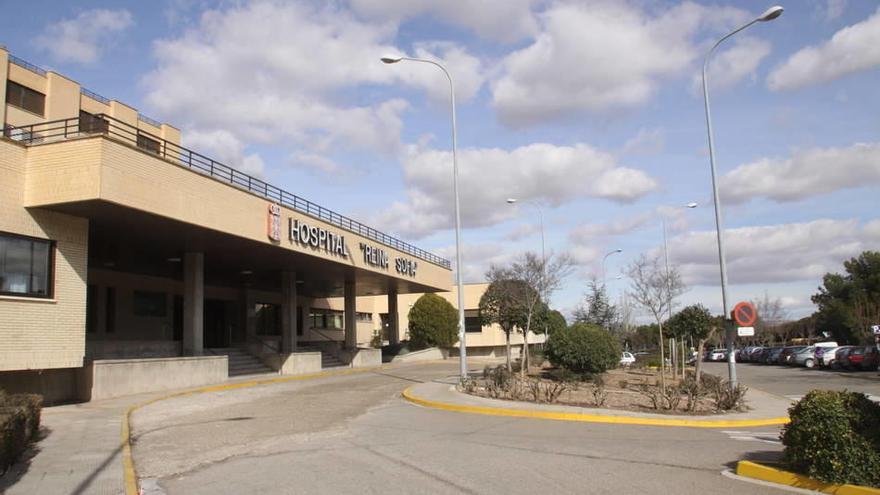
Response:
[267, 204, 281, 242]
[396, 257, 417, 277]
[359, 243, 389, 269]
[289, 219, 349, 258]
[737, 326, 755, 337]
[732, 301, 758, 327]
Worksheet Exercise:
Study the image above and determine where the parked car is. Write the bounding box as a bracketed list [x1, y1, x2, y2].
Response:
[707, 349, 727, 361]
[791, 346, 817, 368]
[748, 346, 765, 362]
[755, 347, 775, 364]
[846, 346, 867, 370]
[861, 346, 879, 371]
[620, 352, 636, 367]
[766, 347, 785, 364]
[780, 346, 807, 365]
[832, 346, 855, 369]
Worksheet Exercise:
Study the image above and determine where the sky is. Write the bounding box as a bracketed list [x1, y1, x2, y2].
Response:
[3, 0, 878, 323]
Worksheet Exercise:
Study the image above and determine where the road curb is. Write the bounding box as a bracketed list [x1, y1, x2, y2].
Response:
[736, 461, 880, 494]
[121, 365, 390, 495]
[401, 386, 790, 428]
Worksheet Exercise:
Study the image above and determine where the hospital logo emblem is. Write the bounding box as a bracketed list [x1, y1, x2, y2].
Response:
[267, 204, 281, 242]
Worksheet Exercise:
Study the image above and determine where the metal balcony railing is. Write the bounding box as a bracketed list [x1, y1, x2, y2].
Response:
[3, 114, 452, 269]
[9, 55, 47, 76]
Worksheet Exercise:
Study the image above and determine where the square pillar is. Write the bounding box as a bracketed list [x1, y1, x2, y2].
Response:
[344, 278, 357, 350]
[281, 271, 298, 353]
[299, 297, 313, 344]
[183, 252, 204, 356]
[387, 288, 400, 345]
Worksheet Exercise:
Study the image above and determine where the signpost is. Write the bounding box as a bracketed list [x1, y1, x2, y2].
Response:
[733, 301, 758, 341]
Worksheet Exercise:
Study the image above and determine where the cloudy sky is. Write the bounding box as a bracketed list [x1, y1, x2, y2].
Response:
[4, 0, 878, 321]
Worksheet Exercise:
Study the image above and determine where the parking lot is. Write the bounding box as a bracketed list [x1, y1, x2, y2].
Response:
[702, 361, 880, 400]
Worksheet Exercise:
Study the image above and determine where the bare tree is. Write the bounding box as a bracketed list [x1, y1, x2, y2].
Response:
[752, 293, 789, 344]
[626, 254, 686, 392]
[485, 252, 573, 377]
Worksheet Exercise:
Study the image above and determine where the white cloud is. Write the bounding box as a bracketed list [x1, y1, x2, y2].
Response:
[492, 1, 748, 126]
[692, 36, 771, 92]
[435, 242, 518, 284]
[620, 127, 665, 156]
[142, 2, 483, 166]
[377, 142, 658, 238]
[721, 142, 880, 203]
[819, 0, 848, 21]
[348, 0, 541, 43]
[184, 129, 265, 177]
[669, 218, 878, 286]
[767, 7, 880, 90]
[35, 9, 133, 64]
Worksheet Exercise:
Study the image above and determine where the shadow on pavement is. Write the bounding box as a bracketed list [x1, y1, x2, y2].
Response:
[0, 425, 49, 491]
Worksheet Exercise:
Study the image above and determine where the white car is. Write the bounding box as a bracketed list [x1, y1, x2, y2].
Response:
[708, 349, 727, 361]
[620, 352, 636, 367]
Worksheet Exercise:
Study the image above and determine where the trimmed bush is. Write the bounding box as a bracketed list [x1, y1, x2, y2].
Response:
[546, 323, 620, 374]
[0, 392, 42, 473]
[781, 390, 880, 487]
[407, 293, 459, 349]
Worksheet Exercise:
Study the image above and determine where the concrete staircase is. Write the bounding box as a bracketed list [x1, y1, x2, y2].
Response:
[209, 347, 275, 377]
[298, 346, 348, 369]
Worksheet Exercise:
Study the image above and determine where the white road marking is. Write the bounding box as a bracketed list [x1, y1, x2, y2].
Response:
[720, 430, 781, 445]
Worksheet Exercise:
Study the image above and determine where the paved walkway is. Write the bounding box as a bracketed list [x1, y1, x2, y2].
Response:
[405, 380, 793, 427]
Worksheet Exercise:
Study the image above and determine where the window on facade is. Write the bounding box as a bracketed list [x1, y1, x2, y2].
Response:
[79, 111, 108, 134]
[379, 313, 390, 329]
[6, 81, 45, 116]
[464, 309, 483, 333]
[356, 312, 373, 323]
[310, 309, 344, 329]
[133, 290, 167, 317]
[86, 285, 98, 333]
[255, 303, 280, 336]
[0, 232, 53, 298]
[137, 133, 161, 154]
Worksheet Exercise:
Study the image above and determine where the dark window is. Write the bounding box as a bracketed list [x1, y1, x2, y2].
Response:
[86, 285, 98, 333]
[106, 287, 116, 333]
[173, 295, 183, 340]
[296, 306, 304, 336]
[356, 312, 373, 323]
[255, 303, 280, 336]
[133, 290, 167, 317]
[79, 111, 108, 134]
[136, 133, 161, 154]
[465, 309, 482, 333]
[310, 309, 343, 329]
[6, 81, 45, 116]
[0, 232, 54, 298]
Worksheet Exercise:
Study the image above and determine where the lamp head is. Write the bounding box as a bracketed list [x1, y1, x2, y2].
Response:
[757, 5, 784, 21]
[686, 202, 698, 209]
[614, 248, 622, 253]
[506, 198, 517, 204]
[380, 56, 403, 64]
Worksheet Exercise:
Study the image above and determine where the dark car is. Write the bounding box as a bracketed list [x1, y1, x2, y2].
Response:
[861, 346, 880, 371]
[779, 346, 805, 365]
[832, 346, 855, 369]
[756, 347, 776, 364]
[766, 347, 785, 364]
[847, 346, 867, 370]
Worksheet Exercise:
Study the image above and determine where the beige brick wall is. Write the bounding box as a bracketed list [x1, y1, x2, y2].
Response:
[0, 139, 89, 370]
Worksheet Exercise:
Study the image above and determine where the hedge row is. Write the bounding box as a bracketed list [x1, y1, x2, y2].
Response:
[0, 392, 42, 473]
[781, 390, 880, 487]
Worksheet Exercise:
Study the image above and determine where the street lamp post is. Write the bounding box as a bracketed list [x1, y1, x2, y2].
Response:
[602, 249, 622, 331]
[701, 6, 783, 388]
[506, 198, 548, 347]
[662, 202, 697, 378]
[382, 55, 468, 382]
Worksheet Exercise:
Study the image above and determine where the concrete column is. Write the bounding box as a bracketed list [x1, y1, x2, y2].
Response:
[281, 271, 298, 353]
[299, 297, 313, 344]
[387, 288, 400, 345]
[183, 252, 204, 356]
[344, 278, 357, 350]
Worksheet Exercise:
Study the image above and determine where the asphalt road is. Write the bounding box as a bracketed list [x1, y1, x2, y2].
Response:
[701, 361, 880, 400]
[132, 361, 792, 495]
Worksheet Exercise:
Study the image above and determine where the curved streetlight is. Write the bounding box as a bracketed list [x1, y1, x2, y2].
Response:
[602, 249, 623, 287]
[702, 6, 783, 388]
[506, 198, 545, 264]
[382, 55, 468, 382]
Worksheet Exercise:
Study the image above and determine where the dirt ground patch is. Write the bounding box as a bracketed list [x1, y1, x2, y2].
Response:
[463, 364, 745, 415]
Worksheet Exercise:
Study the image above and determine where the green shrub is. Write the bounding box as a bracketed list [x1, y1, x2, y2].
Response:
[781, 390, 880, 487]
[407, 294, 459, 349]
[0, 392, 42, 473]
[546, 323, 620, 374]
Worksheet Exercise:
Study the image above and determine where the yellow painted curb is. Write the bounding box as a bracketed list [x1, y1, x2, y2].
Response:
[736, 461, 880, 495]
[121, 365, 392, 494]
[401, 386, 790, 428]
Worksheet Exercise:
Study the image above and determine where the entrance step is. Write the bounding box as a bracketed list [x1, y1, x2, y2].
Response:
[297, 346, 348, 369]
[208, 347, 275, 377]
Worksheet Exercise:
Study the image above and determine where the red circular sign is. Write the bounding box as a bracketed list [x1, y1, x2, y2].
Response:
[733, 301, 757, 327]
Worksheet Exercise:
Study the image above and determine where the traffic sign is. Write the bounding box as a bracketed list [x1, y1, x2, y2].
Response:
[737, 326, 755, 337]
[872, 324, 880, 335]
[733, 301, 758, 327]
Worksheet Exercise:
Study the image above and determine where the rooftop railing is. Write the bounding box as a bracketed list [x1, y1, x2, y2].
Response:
[3, 115, 452, 269]
[137, 113, 162, 128]
[81, 88, 111, 105]
[9, 54, 47, 76]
